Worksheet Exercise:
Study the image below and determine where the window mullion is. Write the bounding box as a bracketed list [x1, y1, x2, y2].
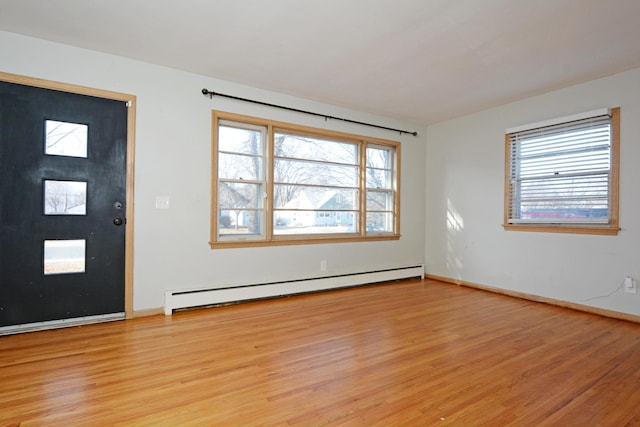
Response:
[513, 137, 522, 220]
[265, 124, 274, 240]
[359, 141, 367, 235]
[393, 144, 400, 234]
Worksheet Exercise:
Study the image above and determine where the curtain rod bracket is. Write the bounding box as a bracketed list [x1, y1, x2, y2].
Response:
[201, 88, 418, 136]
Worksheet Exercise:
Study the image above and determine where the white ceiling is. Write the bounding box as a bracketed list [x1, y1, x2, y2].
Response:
[1, 0, 640, 126]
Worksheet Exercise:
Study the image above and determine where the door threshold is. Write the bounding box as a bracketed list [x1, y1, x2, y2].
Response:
[0, 312, 125, 336]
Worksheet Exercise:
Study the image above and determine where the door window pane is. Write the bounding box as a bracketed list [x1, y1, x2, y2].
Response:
[44, 180, 87, 215]
[44, 239, 86, 275]
[45, 120, 88, 158]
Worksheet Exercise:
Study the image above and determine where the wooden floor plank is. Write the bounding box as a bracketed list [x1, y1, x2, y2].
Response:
[2, 279, 640, 425]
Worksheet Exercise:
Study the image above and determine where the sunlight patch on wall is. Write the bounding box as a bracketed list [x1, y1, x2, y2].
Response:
[446, 199, 464, 279]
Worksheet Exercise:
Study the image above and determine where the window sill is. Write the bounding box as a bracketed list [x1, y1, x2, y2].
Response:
[209, 234, 400, 249]
[502, 224, 620, 236]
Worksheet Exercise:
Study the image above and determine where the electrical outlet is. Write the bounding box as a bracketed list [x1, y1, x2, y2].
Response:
[320, 260, 327, 272]
[624, 276, 636, 294]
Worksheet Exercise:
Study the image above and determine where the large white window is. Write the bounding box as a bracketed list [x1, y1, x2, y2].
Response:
[504, 107, 620, 235]
[211, 112, 400, 248]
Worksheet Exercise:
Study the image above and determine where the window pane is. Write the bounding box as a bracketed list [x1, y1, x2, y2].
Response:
[45, 120, 88, 158]
[274, 211, 357, 235]
[218, 209, 263, 235]
[272, 132, 364, 236]
[219, 125, 263, 155]
[218, 182, 262, 209]
[44, 180, 87, 215]
[367, 147, 392, 169]
[367, 190, 392, 211]
[517, 127, 610, 160]
[366, 212, 393, 233]
[219, 152, 263, 180]
[275, 133, 357, 164]
[518, 149, 610, 178]
[275, 186, 358, 210]
[519, 174, 609, 220]
[44, 239, 86, 275]
[366, 169, 392, 189]
[274, 159, 358, 187]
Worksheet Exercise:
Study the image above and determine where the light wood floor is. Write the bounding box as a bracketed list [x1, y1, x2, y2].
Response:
[2, 279, 640, 426]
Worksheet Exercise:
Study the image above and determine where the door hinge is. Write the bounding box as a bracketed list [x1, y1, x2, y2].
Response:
[126, 100, 132, 108]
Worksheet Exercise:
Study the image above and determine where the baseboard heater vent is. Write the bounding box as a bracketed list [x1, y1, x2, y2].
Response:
[164, 265, 424, 315]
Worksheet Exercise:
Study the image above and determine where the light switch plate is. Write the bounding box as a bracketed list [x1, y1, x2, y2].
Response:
[155, 196, 170, 209]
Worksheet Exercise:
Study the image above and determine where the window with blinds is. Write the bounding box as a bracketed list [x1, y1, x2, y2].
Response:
[504, 108, 620, 235]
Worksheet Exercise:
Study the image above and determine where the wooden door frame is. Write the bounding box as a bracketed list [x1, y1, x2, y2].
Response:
[0, 71, 136, 319]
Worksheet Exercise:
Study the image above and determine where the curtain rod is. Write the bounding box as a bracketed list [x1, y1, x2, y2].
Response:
[201, 89, 418, 136]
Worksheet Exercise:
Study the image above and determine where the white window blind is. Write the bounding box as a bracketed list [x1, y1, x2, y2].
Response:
[507, 112, 612, 224]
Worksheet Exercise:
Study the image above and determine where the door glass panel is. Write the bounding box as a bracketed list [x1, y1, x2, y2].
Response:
[45, 120, 88, 158]
[44, 180, 87, 215]
[44, 239, 86, 275]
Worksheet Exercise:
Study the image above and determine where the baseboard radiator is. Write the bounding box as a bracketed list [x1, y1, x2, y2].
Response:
[164, 265, 424, 315]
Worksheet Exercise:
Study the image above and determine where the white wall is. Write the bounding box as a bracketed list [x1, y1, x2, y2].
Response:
[0, 31, 427, 311]
[426, 67, 640, 315]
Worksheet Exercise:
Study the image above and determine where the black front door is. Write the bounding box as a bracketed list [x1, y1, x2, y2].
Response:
[0, 81, 128, 331]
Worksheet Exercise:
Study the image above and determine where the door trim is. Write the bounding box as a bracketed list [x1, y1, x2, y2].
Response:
[0, 313, 125, 335]
[0, 71, 136, 319]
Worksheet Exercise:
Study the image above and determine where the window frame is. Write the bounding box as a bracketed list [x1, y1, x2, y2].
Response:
[216, 119, 268, 242]
[211, 111, 401, 248]
[365, 144, 398, 233]
[503, 107, 620, 235]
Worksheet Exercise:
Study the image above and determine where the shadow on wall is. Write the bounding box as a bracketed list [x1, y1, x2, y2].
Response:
[446, 199, 464, 281]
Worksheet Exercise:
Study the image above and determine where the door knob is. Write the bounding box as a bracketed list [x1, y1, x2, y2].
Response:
[113, 218, 124, 226]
